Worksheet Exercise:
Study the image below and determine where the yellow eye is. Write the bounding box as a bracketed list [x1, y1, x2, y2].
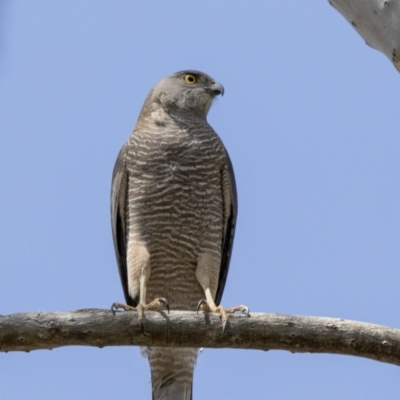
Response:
[183, 74, 197, 84]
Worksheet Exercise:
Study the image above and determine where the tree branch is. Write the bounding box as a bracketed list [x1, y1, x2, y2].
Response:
[1, 309, 399, 366]
[329, 0, 400, 71]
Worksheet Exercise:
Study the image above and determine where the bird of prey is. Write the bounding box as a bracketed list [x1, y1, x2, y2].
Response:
[111, 70, 247, 400]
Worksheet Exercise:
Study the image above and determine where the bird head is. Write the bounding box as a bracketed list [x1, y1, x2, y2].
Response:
[143, 70, 224, 121]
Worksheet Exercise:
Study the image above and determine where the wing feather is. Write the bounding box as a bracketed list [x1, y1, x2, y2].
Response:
[111, 144, 137, 307]
[215, 150, 238, 306]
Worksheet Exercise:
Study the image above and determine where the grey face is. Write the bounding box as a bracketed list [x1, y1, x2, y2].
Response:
[151, 70, 224, 118]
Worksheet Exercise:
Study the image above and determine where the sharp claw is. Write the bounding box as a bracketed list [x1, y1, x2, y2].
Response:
[221, 320, 227, 335]
[158, 298, 170, 313]
[111, 303, 122, 313]
[140, 320, 146, 335]
[197, 299, 207, 313]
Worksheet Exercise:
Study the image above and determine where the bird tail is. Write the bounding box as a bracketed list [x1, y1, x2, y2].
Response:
[152, 381, 192, 400]
[145, 347, 197, 400]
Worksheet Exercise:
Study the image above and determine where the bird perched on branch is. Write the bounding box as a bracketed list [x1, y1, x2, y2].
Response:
[111, 70, 247, 399]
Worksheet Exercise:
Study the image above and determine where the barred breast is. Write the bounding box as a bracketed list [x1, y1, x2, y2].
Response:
[125, 120, 226, 310]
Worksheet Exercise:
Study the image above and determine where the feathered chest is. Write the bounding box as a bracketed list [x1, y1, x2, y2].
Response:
[125, 125, 226, 175]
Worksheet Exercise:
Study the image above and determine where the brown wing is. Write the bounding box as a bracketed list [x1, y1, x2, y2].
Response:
[110, 143, 137, 307]
[215, 149, 238, 306]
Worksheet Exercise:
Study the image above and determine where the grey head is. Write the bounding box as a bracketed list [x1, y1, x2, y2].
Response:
[138, 70, 224, 122]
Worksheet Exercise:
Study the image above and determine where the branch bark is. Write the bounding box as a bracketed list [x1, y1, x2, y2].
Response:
[1, 309, 400, 366]
[329, 0, 400, 71]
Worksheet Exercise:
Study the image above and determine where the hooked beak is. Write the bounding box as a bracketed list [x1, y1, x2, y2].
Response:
[210, 81, 224, 96]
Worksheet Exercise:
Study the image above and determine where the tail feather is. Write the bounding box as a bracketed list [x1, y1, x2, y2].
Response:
[152, 380, 192, 400]
[145, 347, 197, 400]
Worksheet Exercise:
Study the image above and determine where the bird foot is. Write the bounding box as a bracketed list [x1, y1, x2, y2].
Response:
[196, 300, 249, 334]
[111, 302, 136, 312]
[111, 298, 169, 334]
[144, 297, 170, 313]
[111, 298, 169, 313]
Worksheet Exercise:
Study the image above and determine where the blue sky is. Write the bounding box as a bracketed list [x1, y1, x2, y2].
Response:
[1, 1, 400, 399]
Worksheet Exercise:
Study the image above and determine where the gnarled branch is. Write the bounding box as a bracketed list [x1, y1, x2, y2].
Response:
[1, 309, 399, 366]
[329, 0, 400, 71]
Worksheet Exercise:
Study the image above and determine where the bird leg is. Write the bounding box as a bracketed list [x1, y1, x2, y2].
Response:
[111, 298, 169, 315]
[196, 288, 248, 333]
[195, 255, 249, 333]
[111, 272, 169, 333]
